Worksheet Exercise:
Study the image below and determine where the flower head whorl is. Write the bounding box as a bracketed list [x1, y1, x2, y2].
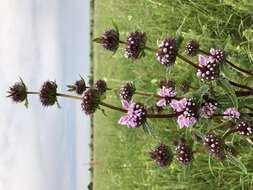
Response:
[200, 97, 218, 118]
[203, 133, 225, 160]
[156, 87, 176, 107]
[118, 101, 147, 128]
[235, 120, 253, 136]
[175, 139, 193, 165]
[124, 31, 147, 59]
[95, 79, 107, 94]
[185, 40, 199, 56]
[7, 78, 27, 103]
[67, 78, 86, 95]
[170, 98, 198, 128]
[81, 88, 101, 115]
[150, 144, 173, 167]
[197, 55, 220, 81]
[156, 37, 179, 67]
[94, 29, 119, 52]
[210, 48, 226, 62]
[223, 107, 240, 120]
[119, 82, 136, 101]
[39, 81, 58, 106]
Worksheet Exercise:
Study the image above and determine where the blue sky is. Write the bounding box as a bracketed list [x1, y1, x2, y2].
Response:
[0, 0, 90, 190]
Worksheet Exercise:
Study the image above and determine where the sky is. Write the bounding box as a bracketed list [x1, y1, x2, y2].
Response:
[0, 0, 90, 190]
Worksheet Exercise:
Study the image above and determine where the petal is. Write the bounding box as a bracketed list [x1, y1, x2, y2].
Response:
[199, 55, 207, 66]
[177, 115, 186, 128]
[118, 115, 129, 125]
[157, 99, 166, 107]
[121, 100, 130, 109]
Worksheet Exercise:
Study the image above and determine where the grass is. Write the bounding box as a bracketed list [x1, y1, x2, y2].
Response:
[92, 0, 253, 189]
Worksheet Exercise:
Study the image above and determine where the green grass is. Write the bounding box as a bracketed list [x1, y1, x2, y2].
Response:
[92, 0, 253, 189]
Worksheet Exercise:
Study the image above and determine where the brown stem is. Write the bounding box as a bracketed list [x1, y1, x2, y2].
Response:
[227, 80, 252, 90]
[135, 91, 161, 98]
[177, 54, 202, 70]
[199, 48, 253, 77]
[56, 93, 82, 100]
[99, 102, 127, 113]
[27, 91, 40, 95]
[235, 90, 252, 97]
[146, 113, 178, 118]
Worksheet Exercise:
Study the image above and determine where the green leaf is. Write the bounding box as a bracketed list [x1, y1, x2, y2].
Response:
[217, 78, 238, 108]
[112, 20, 119, 34]
[226, 153, 248, 174]
[142, 122, 153, 136]
[192, 84, 209, 105]
[24, 98, 29, 109]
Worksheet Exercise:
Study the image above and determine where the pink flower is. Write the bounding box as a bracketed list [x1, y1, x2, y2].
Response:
[223, 107, 240, 120]
[170, 98, 188, 113]
[156, 87, 176, 107]
[118, 100, 147, 128]
[177, 114, 197, 128]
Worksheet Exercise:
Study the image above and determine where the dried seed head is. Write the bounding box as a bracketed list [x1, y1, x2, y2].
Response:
[203, 133, 225, 160]
[175, 140, 193, 165]
[81, 88, 101, 115]
[95, 79, 107, 94]
[119, 82, 136, 101]
[150, 144, 173, 167]
[7, 79, 27, 103]
[39, 81, 58, 106]
[156, 37, 179, 67]
[185, 40, 199, 56]
[94, 29, 119, 52]
[124, 31, 147, 59]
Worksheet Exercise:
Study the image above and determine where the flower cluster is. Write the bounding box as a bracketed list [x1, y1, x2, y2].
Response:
[223, 107, 240, 120]
[119, 82, 136, 101]
[210, 48, 226, 62]
[81, 88, 101, 115]
[7, 79, 27, 103]
[200, 97, 218, 118]
[156, 86, 176, 107]
[67, 78, 86, 95]
[94, 29, 119, 52]
[156, 37, 179, 67]
[185, 40, 199, 56]
[150, 144, 173, 167]
[170, 98, 198, 128]
[118, 100, 147, 128]
[175, 139, 193, 165]
[203, 133, 224, 160]
[124, 31, 147, 59]
[235, 120, 253, 136]
[39, 81, 58, 106]
[95, 79, 107, 94]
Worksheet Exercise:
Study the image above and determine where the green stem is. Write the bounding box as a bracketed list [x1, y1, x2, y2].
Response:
[56, 93, 82, 100]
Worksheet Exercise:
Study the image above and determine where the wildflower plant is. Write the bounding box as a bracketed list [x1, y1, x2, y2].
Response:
[7, 22, 253, 172]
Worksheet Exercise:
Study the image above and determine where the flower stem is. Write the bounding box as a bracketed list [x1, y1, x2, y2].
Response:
[99, 101, 127, 113]
[199, 49, 253, 77]
[146, 113, 178, 118]
[177, 54, 202, 70]
[227, 80, 252, 90]
[135, 91, 161, 98]
[222, 129, 237, 140]
[56, 93, 82, 100]
[27, 91, 40, 95]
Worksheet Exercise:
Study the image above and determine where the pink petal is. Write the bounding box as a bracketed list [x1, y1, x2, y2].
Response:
[156, 99, 167, 107]
[121, 100, 130, 109]
[177, 115, 187, 128]
[210, 48, 215, 55]
[118, 115, 129, 125]
[199, 55, 207, 66]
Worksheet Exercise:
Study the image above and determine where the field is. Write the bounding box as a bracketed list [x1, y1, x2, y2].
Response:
[92, 0, 253, 189]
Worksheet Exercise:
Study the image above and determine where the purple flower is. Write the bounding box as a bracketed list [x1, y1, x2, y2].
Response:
[210, 48, 226, 62]
[185, 40, 199, 56]
[197, 55, 220, 81]
[150, 144, 173, 167]
[200, 98, 218, 118]
[236, 120, 253, 136]
[170, 98, 198, 128]
[175, 140, 193, 165]
[223, 107, 240, 120]
[118, 100, 147, 128]
[156, 87, 176, 107]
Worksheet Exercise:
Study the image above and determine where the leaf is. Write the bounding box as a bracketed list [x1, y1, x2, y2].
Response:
[192, 84, 209, 105]
[112, 20, 119, 34]
[217, 78, 238, 108]
[226, 153, 248, 174]
[24, 98, 29, 109]
[142, 122, 153, 136]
